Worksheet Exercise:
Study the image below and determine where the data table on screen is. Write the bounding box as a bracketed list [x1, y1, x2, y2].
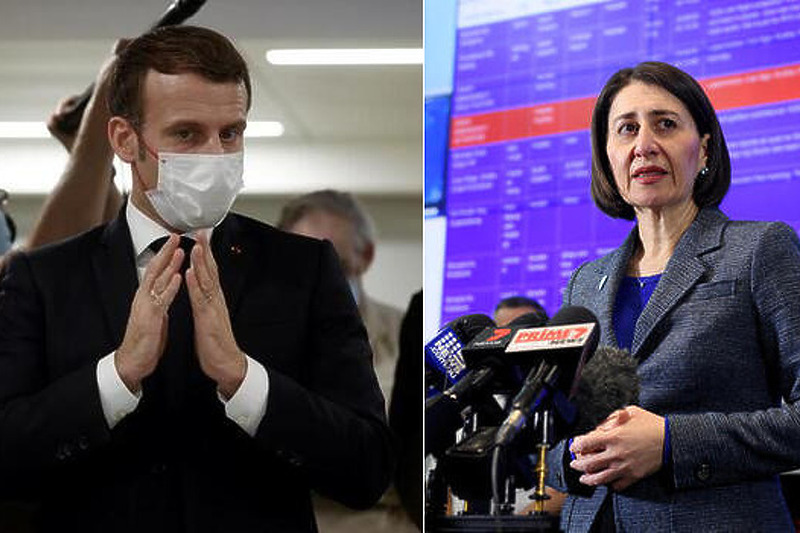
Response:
[440, 0, 800, 324]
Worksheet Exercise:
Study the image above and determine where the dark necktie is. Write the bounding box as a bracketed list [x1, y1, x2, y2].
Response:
[146, 236, 213, 420]
[148, 235, 194, 274]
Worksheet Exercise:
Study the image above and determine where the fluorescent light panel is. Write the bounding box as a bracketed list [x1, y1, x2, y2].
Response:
[246, 121, 284, 137]
[266, 48, 423, 66]
[0, 122, 50, 138]
[0, 121, 284, 139]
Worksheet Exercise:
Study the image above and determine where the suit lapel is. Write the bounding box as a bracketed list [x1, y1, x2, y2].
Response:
[92, 208, 139, 346]
[90, 211, 252, 347]
[631, 208, 727, 356]
[211, 214, 249, 317]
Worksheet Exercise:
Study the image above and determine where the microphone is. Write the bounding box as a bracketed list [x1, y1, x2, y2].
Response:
[459, 312, 549, 394]
[570, 345, 639, 435]
[425, 314, 495, 393]
[495, 306, 600, 446]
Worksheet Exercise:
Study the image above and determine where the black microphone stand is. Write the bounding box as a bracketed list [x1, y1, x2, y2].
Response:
[428, 404, 562, 532]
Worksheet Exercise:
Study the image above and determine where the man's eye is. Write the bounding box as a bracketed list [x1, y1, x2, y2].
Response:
[175, 130, 193, 141]
[221, 129, 242, 143]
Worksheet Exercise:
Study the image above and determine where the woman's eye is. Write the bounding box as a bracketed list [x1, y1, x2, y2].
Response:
[658, 118, 677, 130]
[618, 123, 638, 135]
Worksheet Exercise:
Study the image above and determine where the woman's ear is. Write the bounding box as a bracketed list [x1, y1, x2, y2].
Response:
[699, 133, 710, 169]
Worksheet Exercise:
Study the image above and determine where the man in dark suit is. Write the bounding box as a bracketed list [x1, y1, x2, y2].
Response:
[0, 26, 393, 533]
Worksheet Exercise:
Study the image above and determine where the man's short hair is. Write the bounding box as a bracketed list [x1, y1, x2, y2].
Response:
[277, 189, 376, 254]
[109, 25, 252, 129]
[495, 296, 548, 320]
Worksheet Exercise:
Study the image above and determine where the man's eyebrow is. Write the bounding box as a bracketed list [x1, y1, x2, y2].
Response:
[163, 120, 203, 131]
[225, 120, 247, 131]
[161, 119, 247, 132]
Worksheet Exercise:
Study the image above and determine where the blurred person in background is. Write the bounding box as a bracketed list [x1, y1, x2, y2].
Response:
[493, 295, 548, 327]
[279, 189, 415, 532]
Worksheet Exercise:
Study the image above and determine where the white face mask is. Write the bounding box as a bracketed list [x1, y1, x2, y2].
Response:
[144, 150, 244, 232]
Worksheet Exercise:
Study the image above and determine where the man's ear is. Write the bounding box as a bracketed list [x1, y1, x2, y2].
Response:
[108, 116, 140, 163]
[356, 241, 375, 275]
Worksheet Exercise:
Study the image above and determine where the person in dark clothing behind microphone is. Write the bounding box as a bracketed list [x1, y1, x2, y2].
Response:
[546, 61, 800, 532]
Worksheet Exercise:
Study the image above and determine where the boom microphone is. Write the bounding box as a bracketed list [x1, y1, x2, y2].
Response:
[53, 0, 208, 134]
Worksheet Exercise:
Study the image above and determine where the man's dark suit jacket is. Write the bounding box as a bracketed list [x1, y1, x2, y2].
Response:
[0, 210, 394, 533]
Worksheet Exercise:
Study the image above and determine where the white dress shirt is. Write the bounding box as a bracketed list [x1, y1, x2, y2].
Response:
[95, 201, 268, 436]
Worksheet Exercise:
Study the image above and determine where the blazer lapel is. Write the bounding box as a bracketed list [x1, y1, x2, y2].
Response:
[590, 230, 638, 349]
[211, 214, 248, 316]
[92, 209, 139, 346]
[631, 208, 727, 356]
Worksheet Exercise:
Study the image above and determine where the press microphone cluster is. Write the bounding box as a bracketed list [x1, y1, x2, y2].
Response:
[425, 305, 640, 509]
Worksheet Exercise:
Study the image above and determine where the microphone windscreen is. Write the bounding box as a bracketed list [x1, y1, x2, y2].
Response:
[571, 345, 640, 435]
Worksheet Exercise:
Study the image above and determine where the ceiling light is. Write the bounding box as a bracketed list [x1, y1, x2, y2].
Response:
[266, 48, 423, 66]
[246, 121, 284, 137]
[0, 122, 50, 138]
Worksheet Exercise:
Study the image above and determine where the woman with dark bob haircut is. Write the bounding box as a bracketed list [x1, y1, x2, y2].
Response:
[546, 61, 800, 531]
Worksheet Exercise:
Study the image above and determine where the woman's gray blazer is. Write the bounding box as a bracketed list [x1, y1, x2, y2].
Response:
[547, 207, 800, 532]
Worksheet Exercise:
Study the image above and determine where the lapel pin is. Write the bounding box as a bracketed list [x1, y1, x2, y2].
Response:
[230, 245, 242, 255]
[598, 275, 608, 291]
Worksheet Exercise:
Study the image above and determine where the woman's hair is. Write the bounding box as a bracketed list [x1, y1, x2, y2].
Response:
[590, 61, 731, 220]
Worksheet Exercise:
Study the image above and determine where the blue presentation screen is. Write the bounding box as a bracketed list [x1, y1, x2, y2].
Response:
[438, 0, 800, 325]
